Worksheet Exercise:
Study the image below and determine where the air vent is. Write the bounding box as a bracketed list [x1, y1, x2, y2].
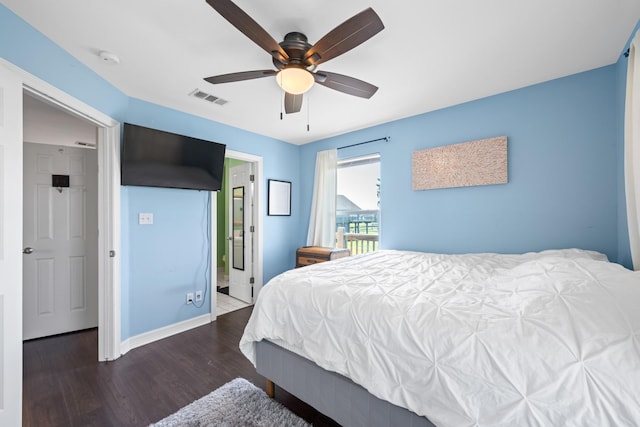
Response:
[189, 89, 228, 106]
[75, 141, 96, 148]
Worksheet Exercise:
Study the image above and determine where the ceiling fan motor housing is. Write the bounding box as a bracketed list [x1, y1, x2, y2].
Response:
[273, 32, 312, 69]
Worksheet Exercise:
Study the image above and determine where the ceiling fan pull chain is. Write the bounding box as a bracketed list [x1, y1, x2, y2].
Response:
[280, 89, 284, 120]
[307, 94, 310, 132]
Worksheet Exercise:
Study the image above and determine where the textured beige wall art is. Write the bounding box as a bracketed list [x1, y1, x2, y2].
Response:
[412, 136, 508, 190]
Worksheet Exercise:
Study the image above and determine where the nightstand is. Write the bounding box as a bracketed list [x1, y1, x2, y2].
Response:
[295, 246, 350, 268]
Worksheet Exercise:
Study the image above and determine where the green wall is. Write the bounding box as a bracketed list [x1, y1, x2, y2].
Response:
[216, 158, 245, 276]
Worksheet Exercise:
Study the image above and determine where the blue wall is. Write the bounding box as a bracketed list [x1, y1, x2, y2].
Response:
[123, 187, 212, 335]
[122, 99, 301, 337]
[300, 65, 628, 266]
[0, 5, 301, 341]
[123, 98, 301, 281]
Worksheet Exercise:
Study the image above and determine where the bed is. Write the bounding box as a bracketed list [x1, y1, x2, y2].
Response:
[239, 249, 640, 426]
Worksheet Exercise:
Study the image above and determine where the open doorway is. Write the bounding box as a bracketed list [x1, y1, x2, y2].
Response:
[22, 94, 100, 340]
[2, 57, 122, 362]
[213, 152, 262, 316]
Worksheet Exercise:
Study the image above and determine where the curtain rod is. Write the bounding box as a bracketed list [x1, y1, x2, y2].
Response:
[337, 136, 390, 150]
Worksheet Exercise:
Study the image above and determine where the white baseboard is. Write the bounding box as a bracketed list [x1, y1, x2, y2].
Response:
[120, 313, 211, 356]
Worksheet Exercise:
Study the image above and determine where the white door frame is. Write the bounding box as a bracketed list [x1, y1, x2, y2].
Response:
[1, 59, 122, 362]
[227, 162, 254, 304]
[210, 149, 263, 321]
[0, 58, 25, 427]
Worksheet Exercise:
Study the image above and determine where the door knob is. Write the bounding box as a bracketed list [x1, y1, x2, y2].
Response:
[227, 236, 233, 241]
[23, 247, 34, 254]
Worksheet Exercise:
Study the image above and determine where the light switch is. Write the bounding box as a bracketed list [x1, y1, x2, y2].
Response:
[139, 213, 153, 225]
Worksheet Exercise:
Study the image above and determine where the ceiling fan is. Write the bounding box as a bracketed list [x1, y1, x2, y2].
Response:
[203, 0, 384, 114]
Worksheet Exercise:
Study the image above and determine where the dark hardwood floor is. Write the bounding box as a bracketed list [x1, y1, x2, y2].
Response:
[23, 307, 340, 427]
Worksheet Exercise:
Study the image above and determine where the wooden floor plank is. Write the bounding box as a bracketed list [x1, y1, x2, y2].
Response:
[23, 307, 340, 427]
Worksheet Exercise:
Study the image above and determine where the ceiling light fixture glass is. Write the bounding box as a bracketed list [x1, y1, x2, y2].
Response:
[276, 67, 314, 94]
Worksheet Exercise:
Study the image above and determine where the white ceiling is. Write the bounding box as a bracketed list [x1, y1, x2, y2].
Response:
[4, 0, 640, 145]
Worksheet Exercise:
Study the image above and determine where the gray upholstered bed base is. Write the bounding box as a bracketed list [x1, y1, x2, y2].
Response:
[255, 340, 435, 427]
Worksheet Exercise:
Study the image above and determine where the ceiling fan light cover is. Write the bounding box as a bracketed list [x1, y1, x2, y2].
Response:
[276, 68, 314, 94]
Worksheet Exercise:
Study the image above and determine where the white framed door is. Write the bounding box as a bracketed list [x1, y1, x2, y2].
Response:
[0, 60, 24, 427]
[0, 57, 121, 363]
[23, 143, 98, 340]
[228, 162, 254, 304]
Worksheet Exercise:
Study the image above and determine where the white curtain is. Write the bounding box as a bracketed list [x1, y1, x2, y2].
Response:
[307, 149, 338, 247]
[625, 31, 640, 270]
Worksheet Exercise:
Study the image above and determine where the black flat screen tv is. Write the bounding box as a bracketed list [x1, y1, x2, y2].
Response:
[121, 123, 226, 191]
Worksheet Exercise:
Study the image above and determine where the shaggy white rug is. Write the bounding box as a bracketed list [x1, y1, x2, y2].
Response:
[149, 378, 310, 427]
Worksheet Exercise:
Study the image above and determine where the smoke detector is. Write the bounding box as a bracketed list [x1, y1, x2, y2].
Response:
[98, 51, 120, 65]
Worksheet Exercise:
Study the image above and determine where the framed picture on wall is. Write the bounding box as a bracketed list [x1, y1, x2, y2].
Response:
[268, 179, 291, 216]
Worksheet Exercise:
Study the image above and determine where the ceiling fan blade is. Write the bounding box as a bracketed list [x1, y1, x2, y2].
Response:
[314, 71, 378, 99]
[304, 8, 384, 67]
[284, 92, 303, 114]
[204, 69, 276, 84]
[206, 0, 289, 62]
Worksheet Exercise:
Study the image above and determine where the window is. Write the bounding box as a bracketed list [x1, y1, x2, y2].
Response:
[336, 154, 380, 254]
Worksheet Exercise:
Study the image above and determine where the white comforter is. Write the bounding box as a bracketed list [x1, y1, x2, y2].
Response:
[239, 249, 640, 426]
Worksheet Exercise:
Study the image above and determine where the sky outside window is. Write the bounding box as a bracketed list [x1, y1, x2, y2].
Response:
[337, 161, 380, 210]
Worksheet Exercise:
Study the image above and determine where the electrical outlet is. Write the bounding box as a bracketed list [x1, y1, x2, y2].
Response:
[138, 212, 153, 225]
[195, 291, 203, 302]
[186, 292, 194, 304]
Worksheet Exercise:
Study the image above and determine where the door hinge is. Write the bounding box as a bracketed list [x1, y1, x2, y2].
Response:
[250, 277, 255, 284]
[250, 225, 255, 232]
[249, 174, 255, 182]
